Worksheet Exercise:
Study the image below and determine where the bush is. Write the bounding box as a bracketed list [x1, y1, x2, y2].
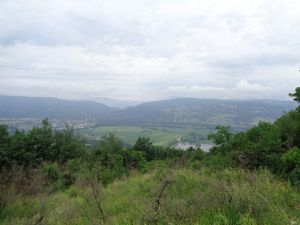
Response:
[66, 159, 82, 173]
[123, 149, 146, 171]
[43, 163, 61, 183]
[282, 147, 300, 185]
[1, 168, 300, 224]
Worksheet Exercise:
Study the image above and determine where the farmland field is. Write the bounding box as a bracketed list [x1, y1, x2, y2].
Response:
[80, 125, 213, 147]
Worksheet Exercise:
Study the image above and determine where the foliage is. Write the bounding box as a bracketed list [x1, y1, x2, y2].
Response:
[133, 137, 155, 161]
[205, 87, 300, 185]
[43, 163, 61, 183]
[289, 87, 300, 103]
[276, 108, 300, 148]
[282, 147, 300, 185]
[123, 149, 146, 170]
[0, 119, 85, 170]
[1, 168, 299, 225]
[208, 125, 232, 150]
[237, 122, 284, 171]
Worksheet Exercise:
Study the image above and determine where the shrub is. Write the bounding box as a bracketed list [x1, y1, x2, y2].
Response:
[282, 147, 300, 185]
[43, 163, 61, 183]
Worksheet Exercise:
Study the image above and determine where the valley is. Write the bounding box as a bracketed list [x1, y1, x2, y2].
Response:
[80, 125, 212, 148]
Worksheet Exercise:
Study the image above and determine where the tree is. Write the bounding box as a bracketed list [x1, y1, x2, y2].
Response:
[276, 86, 300, 148]
[282, 147, 300, 185]
[238, 122, 284, 171]
[92, 133, 125, 183]
[0, 125, 9, 145]
[9, 130, 35, 167]
[133, 137, 155, 161]
[27, 118, 54, 163]
[276, 110, 300, 148]
[95, 133, 123, 155]
[123, 149, 146, 170]
[0, 125, 10, 169]
[289, 87, 300, 103]
[53, 124, 85, 163]
[208, 126, 233, 154]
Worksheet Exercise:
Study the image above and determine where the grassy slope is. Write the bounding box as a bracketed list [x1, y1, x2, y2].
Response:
[1, 167, 299, 225]
[81, 126, 211, 146]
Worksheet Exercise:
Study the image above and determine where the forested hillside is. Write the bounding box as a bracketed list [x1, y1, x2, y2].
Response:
[112, 98, 296, 129]
[0, 88, 300, 225]
[0, 96, 116, 119]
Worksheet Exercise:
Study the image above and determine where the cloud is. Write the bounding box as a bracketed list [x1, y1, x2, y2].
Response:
[0, 0, 299, 101]
[165, 80, 273, 99]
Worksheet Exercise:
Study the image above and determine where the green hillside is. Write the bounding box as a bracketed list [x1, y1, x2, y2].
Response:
[1, 167, 299, 225]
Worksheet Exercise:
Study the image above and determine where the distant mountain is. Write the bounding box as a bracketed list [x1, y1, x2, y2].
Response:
[0, 95, 297, 130]
[103, 98, 297, 130]
[91, 97, 141, 109]
[0, 96, 116, 120]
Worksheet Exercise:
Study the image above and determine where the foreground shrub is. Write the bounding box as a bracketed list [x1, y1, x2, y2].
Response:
[43, 163, 61, 183]
[1, 168, 299, 225]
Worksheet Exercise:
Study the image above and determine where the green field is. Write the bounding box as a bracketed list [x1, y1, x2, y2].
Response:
[80, 126, 212, 147]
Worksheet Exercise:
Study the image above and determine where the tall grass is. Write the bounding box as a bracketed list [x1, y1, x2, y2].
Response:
[0, 167, 299, 225]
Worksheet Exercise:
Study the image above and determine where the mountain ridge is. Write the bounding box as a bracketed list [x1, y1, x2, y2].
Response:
[0, 95, 297, 130]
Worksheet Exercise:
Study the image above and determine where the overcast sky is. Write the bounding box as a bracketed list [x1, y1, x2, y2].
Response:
[0, 0, 299, 101]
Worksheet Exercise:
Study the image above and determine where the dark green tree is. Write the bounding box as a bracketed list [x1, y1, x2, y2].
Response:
[93, 133, 125, 184]
[53, 124, 85, 163]
[0, 125, 9, 145]
[123, 149, 146, 170]
[95, 133, 123, 155]
[0, 125, 10, 169]
[133, 137, 155, 161]
[276, 110, 300, 148]
[208, 126, 233, 154]
[237, 122, 284, 171]
[9, 130, 36, 167]
[276, 86, 300, 148]
[289, 87, 300, 103]
[282, 147, 300, 185]
[27, 118, 54, 163]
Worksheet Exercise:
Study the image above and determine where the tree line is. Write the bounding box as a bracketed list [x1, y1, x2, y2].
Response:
[0, 119, 195, 185]
[207, 87, 300, 185]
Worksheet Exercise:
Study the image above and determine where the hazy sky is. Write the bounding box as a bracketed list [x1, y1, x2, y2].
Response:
[0, 0, 299, 101]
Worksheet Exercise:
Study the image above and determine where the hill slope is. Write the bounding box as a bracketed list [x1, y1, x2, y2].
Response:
[1, 168, 299, 225]
[103, 98, 297, 129]
[0, 96, 116, 119]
